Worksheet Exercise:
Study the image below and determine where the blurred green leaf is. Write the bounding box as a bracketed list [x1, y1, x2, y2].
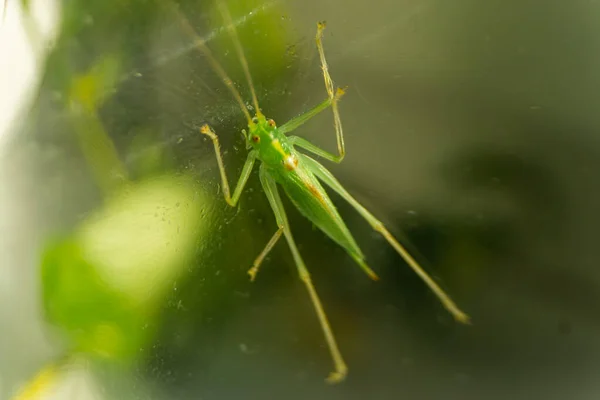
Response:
[42, 238, 149, 360]
[41, 174, 211, 361]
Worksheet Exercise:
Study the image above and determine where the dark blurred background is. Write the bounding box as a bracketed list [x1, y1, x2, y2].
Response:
[2, 0, 600, 399]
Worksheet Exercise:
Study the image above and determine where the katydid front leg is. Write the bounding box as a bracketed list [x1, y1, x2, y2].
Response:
[278, 22, 346, 162]
[288, 135, 344, 164]
[316, 21, 345, 162]
[278, 87, 345, 138]
[200, 124, 257, 207]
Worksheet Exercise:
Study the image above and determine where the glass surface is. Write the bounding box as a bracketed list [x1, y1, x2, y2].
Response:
[2, 0, 600, 399]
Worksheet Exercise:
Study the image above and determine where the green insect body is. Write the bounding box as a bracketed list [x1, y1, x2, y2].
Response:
[175, 0, 470, 384]
[250, 117, 365, 262]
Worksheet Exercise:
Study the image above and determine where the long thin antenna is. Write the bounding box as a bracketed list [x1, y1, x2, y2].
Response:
[216, 0, 263, 118]
[171, 3, 253, 125]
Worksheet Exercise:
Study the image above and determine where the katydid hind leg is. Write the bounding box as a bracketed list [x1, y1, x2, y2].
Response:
[259, 165, 348, 383]
[300, 154, 471, 324]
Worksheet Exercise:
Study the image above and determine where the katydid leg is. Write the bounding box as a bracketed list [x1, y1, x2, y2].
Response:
[200, 124, 257, 207]
[289, 135, 344, 164]
[316, 22, 345, 162]
[259, 165, 348, 383]
[278, 88, 345, 136]
[248, 226, 284, 281]
[300, 154, 471, 324]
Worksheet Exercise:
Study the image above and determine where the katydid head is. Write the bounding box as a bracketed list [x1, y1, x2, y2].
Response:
[246, 115, 278, 150]
[245, 115, 297, 168]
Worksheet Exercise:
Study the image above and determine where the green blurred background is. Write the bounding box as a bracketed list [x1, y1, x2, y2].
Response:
[2, 0, 600, 399]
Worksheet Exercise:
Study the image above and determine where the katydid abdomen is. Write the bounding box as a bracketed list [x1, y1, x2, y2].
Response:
[265, 154, 365, 262]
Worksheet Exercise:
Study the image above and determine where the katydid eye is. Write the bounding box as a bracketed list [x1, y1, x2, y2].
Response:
[252, 135, 260, 143]
[268, 119, 276, 128]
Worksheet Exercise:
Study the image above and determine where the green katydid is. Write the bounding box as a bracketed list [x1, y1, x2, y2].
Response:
[172, 0, 470, 384]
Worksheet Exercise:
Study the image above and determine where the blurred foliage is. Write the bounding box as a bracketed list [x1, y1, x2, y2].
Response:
[7, 0, 600, 397]
[68, 55, 128, 194]
[42, 238, 150, 361]
[41, 173, 208, 359]
[13, 0, 580, 398]
[12, 0, 298, 397]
